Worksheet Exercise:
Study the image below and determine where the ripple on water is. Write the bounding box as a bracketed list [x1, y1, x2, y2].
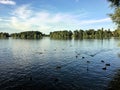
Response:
[0, 38, 120, 90]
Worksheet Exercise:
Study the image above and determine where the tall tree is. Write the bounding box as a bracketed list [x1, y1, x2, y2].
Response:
[108, 0, 120, 29]
[109, 7, 120, 28]
[108, 0, 120, 7]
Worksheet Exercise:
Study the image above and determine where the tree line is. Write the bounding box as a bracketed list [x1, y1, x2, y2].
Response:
[73, 28, 112, 39]
[50, 28, 118, 39]
[0, 32, 9, 39]
[50, 30, 73, 39]
[10, 31, 43, 39]
[0, 29, 120, 39]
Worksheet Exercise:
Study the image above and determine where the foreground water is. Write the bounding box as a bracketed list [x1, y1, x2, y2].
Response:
[0, 37, 120, 90]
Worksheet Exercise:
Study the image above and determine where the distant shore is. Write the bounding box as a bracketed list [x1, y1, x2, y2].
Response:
[0, 28, 120, 39]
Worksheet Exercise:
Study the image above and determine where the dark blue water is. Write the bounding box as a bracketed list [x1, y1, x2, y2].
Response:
[0, 37, 120, 90]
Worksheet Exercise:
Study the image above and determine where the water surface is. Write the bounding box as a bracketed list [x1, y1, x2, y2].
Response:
[0, 37, 120, 90]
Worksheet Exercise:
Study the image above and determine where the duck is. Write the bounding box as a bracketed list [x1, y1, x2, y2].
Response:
[56, 66, 61, 69]
[90, 54, 95, 57]
[102, 67, 107, 70]
[76, 55, 78, 58]
[82, 57, 85, 59]
[101, 60, 104, 63]
[87, 61, 90, 63]
[105, 63, 110, 66]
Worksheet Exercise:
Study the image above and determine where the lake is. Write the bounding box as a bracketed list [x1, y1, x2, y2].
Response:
[0, 37, 120, 90]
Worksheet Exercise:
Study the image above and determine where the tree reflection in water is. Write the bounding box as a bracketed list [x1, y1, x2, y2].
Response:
[108, 69, 120, 90]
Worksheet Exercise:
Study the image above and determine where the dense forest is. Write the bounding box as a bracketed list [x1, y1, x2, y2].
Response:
[50, 30, 73, 39]
[0, 32, 9, 39]
[0, 28, 120, 39]
[73, 28, 112, 39]
[10, 31, 43, 39]
[50, 28, 119, 39]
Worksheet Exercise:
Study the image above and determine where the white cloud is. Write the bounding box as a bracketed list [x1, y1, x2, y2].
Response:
[10, 5, 83, 33]
[0, 17, 11, 22]
[0, 18, 2, 21]
[12, 5, 32, 19]
[0, 4, 112, 34]
[80, 18, 111, 25]
[0, 0, 16, 5]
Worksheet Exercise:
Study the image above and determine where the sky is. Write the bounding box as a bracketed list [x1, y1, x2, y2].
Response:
[0, 0, 116, 34]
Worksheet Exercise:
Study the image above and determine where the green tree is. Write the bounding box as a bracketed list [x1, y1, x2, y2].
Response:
[11, 31, 43, 39]
[50, 30, 72, 39]
[108, 0, 120, 29]
[108, 0, 120, 7]
[109, 7, 120, 28]
[0, 32, 9, 38]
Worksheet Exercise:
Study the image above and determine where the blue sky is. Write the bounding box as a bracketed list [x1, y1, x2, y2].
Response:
[0, 0, 116, 34]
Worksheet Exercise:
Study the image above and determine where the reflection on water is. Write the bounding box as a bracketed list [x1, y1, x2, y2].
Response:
[117, 53, 120, 58]
[0, 37, 120, 90]
[108, 69, 120, 90]
[117, 42, 120, 47]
